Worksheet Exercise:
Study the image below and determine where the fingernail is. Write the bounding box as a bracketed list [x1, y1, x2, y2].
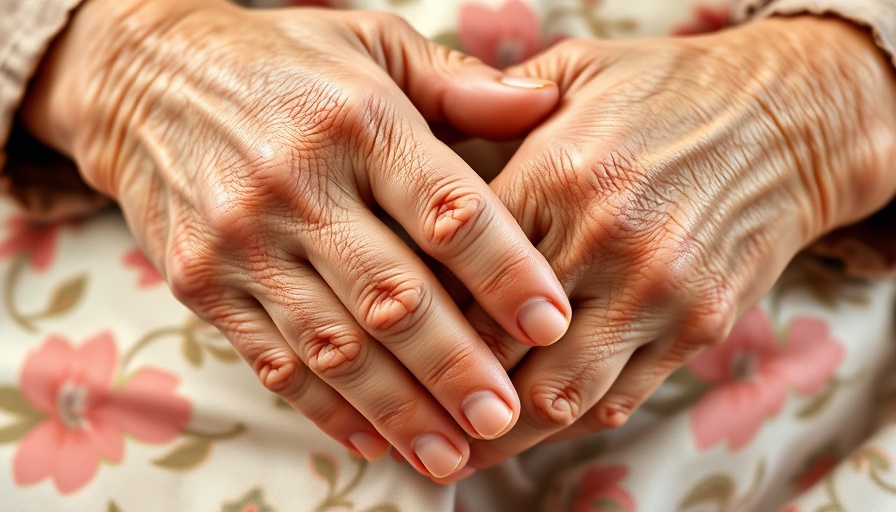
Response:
[498, 76, 553, 89]
[462, 391, 514, 439]
[517, 299, 569, 345]
[413, 434, 463, 479]
[348, 432, 389, 460]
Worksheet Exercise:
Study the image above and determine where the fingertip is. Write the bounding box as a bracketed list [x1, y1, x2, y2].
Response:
[461, 390, 516, 440]
[348, 431, 391, 461]
[442, 73, 559, 140]
[412, 434, 466, 479]
[598, 406, 630, 429]
[516, 298, 571, 346]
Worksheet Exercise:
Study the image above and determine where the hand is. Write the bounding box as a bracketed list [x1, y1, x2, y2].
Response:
[458, 16, 896, 472]
[20, 0, 574, 479]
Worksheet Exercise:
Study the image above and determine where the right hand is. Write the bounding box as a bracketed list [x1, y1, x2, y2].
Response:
[20, 0, 572, 479]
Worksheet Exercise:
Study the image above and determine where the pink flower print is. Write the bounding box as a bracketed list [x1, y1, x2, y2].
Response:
[672, 6, 730, 36]
[571, 465, 636, 512]
[123, 247, 164, 288]
[688, 308, 843, 452]
[458, 0, 542, 68]
[12, 332, 192, 494]
[0, 214, 64, 271]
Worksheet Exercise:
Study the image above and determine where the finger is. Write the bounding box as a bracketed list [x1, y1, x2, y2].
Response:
[250, 258, 483, 479]
[468, 304, 642, 470]
[350, 12, 559, 140]
[350, 14, 572, 346]
[301, 209, 523, 446]
[358, 99, 570, 347]
[552, 307, 736, 441]
[543, 341, 670, 443]
[198, 294, 392, 461]
[464, 301, 530, 371]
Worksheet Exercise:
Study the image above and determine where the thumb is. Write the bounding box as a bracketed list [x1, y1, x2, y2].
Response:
[355, 14, 559, 140]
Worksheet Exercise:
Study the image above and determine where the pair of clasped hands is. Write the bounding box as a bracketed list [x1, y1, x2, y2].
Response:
[23, 0, 896, 482]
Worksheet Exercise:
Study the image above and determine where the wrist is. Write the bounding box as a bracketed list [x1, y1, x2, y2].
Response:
[724, 16, 896, 240]
[19, 0, 229, 194]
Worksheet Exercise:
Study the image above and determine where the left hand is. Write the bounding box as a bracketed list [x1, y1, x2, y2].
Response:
[457, 15, 896, 473]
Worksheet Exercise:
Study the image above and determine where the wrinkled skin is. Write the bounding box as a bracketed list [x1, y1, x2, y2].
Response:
[20, 0, 574, 479]
[452, 16, 896, 474]
[20, 0, 896, 485]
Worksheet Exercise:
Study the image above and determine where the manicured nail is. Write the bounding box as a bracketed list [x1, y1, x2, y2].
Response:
[462, 391, 514, 439]
[413, 434, 463, 478]
[498, 76, 553, 89]
[348, 432, 389, 460]
[517, 298, 569, 345]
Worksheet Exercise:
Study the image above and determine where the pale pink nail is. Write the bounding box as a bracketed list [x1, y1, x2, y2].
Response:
[413, 434, 463, 478]
[517, 298, 569, 345]
[462, 391, 514, 439]
[498, 76, 553, 89]
[348, 432, 389, 460]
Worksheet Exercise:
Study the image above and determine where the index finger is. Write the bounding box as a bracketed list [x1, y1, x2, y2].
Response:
[468, 304, 639, 470]
[363, 97, 571, 348]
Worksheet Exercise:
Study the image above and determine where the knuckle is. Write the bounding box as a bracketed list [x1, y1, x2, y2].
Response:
[527, 381, 585, 429]
[236, 145, 295, 202]
[598, 194, 667, 260]
[689, 280, 737, 347]
[165, 234, 219, 305]
[356, 276, 429, 340]
[253, 347, 306, 396]
[531, 143, 587, 198]
[586, 401, 633, 431]
[202, 188, 260, 244]
[666, 278, 737, 363]
[302, 326, 368, 380]
[239, 143, 332, 229]
[287, 74, 354, 141]
[420, 187, 487, 254]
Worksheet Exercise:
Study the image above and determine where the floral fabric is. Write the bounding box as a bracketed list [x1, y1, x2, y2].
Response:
[2, 1, 896, 511]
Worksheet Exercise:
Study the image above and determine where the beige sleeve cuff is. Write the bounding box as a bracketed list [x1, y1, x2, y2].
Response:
[1, 0, 86, 158]
[732, 0, 896, 66]
[0, 0, 112, 220]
